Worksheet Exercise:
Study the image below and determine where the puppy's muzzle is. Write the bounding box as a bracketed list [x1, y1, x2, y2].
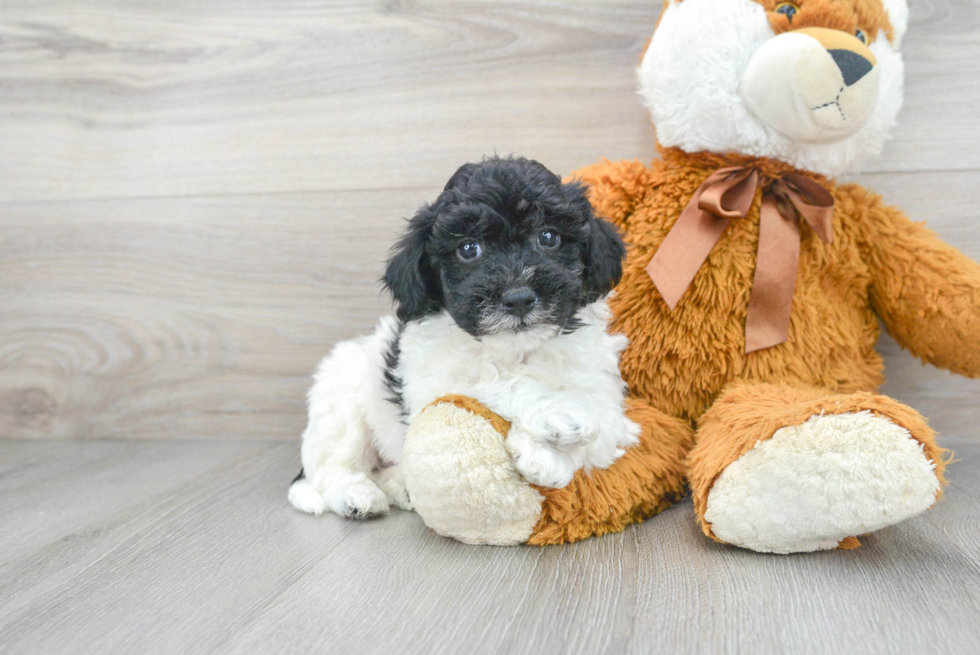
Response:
[739, 27, 879, 144]
[500, 286, 538, 320]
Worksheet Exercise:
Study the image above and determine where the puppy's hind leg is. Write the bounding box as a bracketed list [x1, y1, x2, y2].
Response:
[287, 469, 325, 515]
[373, 464, 413, 511]
[291, 408, 390, 519]
[289, 338, 391, 519]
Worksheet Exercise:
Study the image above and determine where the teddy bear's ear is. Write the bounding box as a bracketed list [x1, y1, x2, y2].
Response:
[564, 180, 626, 302]
[881, 0, 909, 48]
[383, 203, 442, 323]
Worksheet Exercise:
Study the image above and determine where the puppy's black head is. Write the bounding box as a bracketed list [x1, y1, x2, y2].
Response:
[383, 156, 625, 337]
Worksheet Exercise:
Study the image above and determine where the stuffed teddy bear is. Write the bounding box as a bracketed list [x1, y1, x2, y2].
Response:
[401, 0, 980, 552]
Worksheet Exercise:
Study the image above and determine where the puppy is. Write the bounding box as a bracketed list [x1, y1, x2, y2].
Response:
[289, 156, 639, 519]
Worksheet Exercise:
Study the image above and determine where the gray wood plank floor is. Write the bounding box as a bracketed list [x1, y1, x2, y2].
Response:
[1, 439, 978, 655]
[2, 0, 980, 653]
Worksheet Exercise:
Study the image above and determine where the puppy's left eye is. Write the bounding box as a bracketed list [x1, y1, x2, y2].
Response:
[855, 28, 867, 44]
[457, 242, 483, 261]
[538, 230, 561, 249]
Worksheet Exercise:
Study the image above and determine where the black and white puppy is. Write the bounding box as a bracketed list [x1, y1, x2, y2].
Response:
[289, 156, 639, 519]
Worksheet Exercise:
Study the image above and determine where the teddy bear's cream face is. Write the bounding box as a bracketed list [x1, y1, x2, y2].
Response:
[739, 26, 881, 144]
[639, 0, 907, 177]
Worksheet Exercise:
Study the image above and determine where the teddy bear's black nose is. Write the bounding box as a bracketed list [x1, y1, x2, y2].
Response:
[501, 287, 537, 318]
[828, 49, 874, 86]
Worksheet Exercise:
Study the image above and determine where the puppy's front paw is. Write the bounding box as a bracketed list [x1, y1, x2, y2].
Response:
[329, 480, 389, 519]
[507, 431, 576, 488]
[525, 406, 600, 449]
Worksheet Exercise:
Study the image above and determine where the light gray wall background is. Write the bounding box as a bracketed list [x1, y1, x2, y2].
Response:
[1, 0, 978, 443]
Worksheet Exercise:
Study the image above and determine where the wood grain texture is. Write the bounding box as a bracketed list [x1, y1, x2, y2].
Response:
[0, 0, 978, 205]
[2, 179, 977, 441]
[0, 439, 978, 655]
[0, 190, 425, 439]
[0, 0, 978, 443]
[0, 0, 660, 203]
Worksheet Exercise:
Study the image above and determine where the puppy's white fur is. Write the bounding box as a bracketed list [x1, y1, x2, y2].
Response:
[290, 299, 639, 518]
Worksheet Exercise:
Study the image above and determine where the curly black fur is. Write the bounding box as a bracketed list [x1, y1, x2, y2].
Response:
[382, 321, 407, 416]
[382, 156, 626, 337]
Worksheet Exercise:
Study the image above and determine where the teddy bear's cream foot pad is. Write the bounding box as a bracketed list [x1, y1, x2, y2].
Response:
[402, 399, 543, 546]
[402, 394, 695, 546]
[704, 411, 941, 554]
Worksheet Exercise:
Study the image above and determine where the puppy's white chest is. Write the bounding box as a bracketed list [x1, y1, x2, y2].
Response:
[396, 314, 574, 419]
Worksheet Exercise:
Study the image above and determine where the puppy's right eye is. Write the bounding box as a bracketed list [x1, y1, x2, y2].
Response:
[538, 230, 561, 249]
[457, 242, 483, 261]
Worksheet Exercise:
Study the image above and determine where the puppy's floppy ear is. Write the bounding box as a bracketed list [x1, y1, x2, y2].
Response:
[565, 180, 626, 302]
[383, 204, 441, 322]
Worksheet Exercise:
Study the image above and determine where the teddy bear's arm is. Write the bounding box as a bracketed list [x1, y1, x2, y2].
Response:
[848, 184, 980, 378]
[570, 159, 662, 231]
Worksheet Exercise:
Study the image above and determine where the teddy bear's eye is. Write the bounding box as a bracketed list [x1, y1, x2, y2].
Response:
[775, 2, 799, 23]
[855, 28, 868, 44]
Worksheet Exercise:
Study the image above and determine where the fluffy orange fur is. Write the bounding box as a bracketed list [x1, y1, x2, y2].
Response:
[761, 0, 894, 44]
[645, 0, 896, 62]
[669, 0, 893, 43]
[562, 146, 979, 541]
[528, 398, 694, 546]
[588, 148, 886, 423]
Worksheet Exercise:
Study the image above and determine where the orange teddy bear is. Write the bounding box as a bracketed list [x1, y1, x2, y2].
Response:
[401, 0, 980, 552]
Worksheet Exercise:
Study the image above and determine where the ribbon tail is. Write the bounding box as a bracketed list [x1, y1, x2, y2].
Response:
[646, 196, 729, 310]
[781, 174, 835, 243]
[744, 193, 801, 353]
[647, 168, 757, 310]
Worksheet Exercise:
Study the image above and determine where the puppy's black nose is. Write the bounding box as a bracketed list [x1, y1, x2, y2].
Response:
[501, 287, 537, 318]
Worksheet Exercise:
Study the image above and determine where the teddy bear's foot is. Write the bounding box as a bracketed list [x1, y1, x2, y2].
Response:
[402, 396, 543, 546]
[705, 411, 940, 553]
[402, 395, 693, 546]
[689, 383, 950, 554]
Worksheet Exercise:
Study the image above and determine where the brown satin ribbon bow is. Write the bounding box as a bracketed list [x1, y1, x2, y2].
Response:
[646, 166, 834, 353]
